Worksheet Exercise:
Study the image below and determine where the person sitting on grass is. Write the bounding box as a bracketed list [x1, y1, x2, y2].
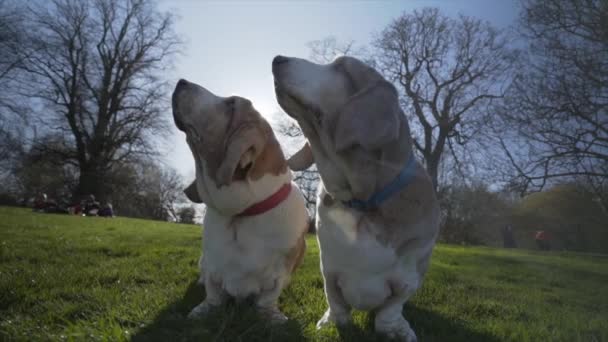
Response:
[33, 193, 69, 214]
[98, 202, 114, 218]
[68, 200, 83, 215]
[33, 193, 48, 212]
[84, 194, 100, 216]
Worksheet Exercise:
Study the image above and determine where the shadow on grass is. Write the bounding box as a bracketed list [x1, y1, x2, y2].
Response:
[133, 280, 497, 341]
[406, 305, 500, 342]
[324, 305, 501, 342]
[132, 280, 305, 342]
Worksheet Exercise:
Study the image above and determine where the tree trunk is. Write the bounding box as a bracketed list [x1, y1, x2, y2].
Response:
[426, 155, 440, 193]
[74, 161, 104, 201]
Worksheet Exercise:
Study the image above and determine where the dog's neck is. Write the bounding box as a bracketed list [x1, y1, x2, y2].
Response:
[195, 131, 292, 217]
[236, 183, 292, 217]
[349, 119, 414, 203]
[343, 153, 416, 211]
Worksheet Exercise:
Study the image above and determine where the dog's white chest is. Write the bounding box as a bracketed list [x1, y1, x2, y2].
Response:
[201, 186, 307, 298]
[317, 204, 413, 310]
[318, 205, 397, 270]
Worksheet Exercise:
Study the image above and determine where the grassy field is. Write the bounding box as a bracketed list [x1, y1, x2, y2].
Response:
[0, 206, 607, 341]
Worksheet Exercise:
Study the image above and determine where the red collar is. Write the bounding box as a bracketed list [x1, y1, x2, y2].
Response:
[236, 183, 292, 217]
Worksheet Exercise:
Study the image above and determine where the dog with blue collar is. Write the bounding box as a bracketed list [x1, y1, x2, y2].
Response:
[274, 54, 440, 342]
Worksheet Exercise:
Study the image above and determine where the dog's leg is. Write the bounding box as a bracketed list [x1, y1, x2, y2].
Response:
[374, 277, 419, 342]
[316, 272, 351, 329]
[187, 275, 224, 319]
[255, 278, 288, 323]
[196, 255, 205, 285]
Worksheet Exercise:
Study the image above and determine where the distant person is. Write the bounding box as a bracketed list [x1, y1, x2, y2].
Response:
[68, 200, 83, 215]
[84, 194, 100, 216]
[535, 230, 551, 251]
[502, 224, 517, 248]
[33, 193, 48, 212]
[98, 202, 114, 217]
[33, 193, 68, 214]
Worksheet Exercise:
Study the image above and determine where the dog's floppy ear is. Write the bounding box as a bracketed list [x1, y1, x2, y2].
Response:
[216, 130, 266, 187]
[184, 181, 203, 203]
[214, 97, 268, 187]
[288, 142, 314, 171]
[334, 81, 401, 151]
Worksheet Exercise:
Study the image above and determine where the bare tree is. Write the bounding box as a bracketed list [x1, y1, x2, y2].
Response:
[497, 0, 608, 210]
[19, 0, 181, 199]
[439, 181, 514, 245]
[306, 36, 368, 64]
[12, 135, 79, 203]
[177, 206, 196, 224]
[102, 159, 186, 220]
[373, 8, 516, 190]
[0, 0, 29, 159]
[0, 0, 24, 90]
[156, 166, 187, 221]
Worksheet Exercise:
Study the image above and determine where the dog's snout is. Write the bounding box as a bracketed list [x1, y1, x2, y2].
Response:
[272, 55, 289, 68]
[172, 80, 187, 131]
[177, 78, 190, 88]
[174, 79, 191, 95]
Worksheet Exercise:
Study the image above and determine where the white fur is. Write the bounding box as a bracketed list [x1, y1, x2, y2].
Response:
[201, 172, 308, 298]
[317, 184, 435, 306]
[172, 79, 310, 322]
[189, 168, 309, 320]
[315, 182, 437, 341]
[273, 56, 440, 340]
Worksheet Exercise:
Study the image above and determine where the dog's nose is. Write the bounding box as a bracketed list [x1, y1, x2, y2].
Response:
[272, 55, 289, 67]
[176, 78, 189, 90]
[175, 78, 190, 91]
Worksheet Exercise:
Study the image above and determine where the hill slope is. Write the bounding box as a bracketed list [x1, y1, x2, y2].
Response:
[0, 206, 606, 341]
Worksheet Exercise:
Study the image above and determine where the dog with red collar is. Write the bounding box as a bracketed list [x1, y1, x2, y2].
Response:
[172, 79, 308, 322]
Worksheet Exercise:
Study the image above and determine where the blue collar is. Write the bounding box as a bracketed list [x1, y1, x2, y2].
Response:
[343, 154, 417, 211]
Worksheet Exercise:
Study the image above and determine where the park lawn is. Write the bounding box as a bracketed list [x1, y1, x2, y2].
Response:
[0, 206, 606, 341]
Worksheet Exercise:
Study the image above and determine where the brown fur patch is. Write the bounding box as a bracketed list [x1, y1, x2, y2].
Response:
[285, 232, 307, 273]
[248, 131, 288, 181]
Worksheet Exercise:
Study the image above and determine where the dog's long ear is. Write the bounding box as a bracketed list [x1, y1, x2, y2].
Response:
[288, 142, 314, 171]
[184, 181, 203, 203]
[334, 81, 400, 152]
[216, 129, 266, 187]
[215, 99, 267, 187]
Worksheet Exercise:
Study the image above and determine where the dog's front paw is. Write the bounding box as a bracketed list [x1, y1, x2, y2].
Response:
[316, 309, 351, 330]
[376, 316, 417, 342]
[187, 302, 215, 319]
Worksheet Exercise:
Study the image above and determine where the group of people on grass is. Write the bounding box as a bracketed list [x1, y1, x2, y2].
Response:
[33, 193, 114, 217]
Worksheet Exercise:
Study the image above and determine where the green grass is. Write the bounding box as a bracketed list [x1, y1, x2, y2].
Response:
[0, 206, 607, 341]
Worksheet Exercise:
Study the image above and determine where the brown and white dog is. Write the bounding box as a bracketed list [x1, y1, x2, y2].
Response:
[172, 79, 308, 322]
[272, 56, 440, 341]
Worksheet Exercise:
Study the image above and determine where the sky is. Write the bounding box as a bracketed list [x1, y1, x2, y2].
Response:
[159, 0, 519, 181]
